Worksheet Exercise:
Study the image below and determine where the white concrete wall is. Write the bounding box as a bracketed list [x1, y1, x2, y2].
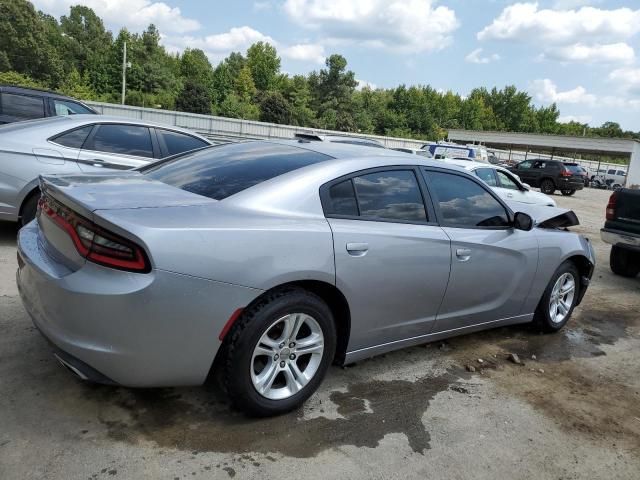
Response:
[627, 142, 640, 189]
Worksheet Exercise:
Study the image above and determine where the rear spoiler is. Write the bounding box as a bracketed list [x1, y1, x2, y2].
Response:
[294, 133, 325, 142]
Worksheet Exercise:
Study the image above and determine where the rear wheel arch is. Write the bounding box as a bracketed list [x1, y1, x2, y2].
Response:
[19, 187, 41, 225]
[209, 280, 351, 380]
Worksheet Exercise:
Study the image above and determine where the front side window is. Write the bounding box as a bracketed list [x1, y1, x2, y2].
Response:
[608, 169, 616, 175]
[353, 170, 427, 222]
[474, 168, 498, 187]
[53, 99, 94, 116]
[50, 125, 94, 149]
[89, 124, 153, 158]
[427, 171, 510, 228]
[144, 141, 331, 200]
[1, 93, 45, 119]
[496, 170, 519, 190]
[157, 129, 209, 156]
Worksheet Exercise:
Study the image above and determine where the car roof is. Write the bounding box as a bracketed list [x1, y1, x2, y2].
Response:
[0, 114, 211, 141]
[0, 84, 83, 100]
[293, 133, 384, 146]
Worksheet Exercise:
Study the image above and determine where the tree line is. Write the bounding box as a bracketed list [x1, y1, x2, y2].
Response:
[0, 0, 637, 143]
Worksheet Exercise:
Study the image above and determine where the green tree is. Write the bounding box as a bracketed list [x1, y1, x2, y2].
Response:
[247, 42, 280, 91]
[176, 80, 211, 114]
[0, 71, 45, 88]
[0, 0, 64, 86]
[180, 48, 213, 92]
[309, 54, 358, 130]
[259, 91, 292, 124]
[58, 68, 96, 100]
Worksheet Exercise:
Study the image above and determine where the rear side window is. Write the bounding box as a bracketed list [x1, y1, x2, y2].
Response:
[88, 124, 153, 158]
[427, 171, 510, 228]
[157, 129, 209, 156]
[325, 180, 359, 216]
[50, 125, 94, 149]
[496, 170, 519, 190]
[474, 168, 498, 187]
[1, 93, 45, 119]
[53, 99, 94, 116]
[143, 142, 331, 200]
[353, 170, 427, 222]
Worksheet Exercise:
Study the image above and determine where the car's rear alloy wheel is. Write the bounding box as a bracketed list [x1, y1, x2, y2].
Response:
[223, 288, 336, 416]
[540, 179, 555, 195]
[251, 313, 324, 400]
[561, 189, 576, 196]
[534, 261, 580, 332]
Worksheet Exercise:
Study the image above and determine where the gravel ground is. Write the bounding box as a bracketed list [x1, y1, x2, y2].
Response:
[1, 188, 639, 480]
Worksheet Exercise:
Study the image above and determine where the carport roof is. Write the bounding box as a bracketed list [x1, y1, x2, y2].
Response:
[448, 129, 639, 157]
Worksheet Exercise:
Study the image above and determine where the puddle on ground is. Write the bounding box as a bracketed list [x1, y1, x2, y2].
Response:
[89, 370, 465, 458]
[78, 305, 638, 457]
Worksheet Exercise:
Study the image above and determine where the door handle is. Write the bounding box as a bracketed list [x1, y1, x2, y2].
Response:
[346, 242, 369, 257]
[506, 193, 514, 198]
[456, 248, 472, 261]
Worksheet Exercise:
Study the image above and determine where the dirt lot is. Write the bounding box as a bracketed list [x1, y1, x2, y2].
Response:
[1, 188, 639, 480]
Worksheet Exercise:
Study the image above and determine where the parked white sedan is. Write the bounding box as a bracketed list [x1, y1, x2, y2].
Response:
[443, 159, 557, 207]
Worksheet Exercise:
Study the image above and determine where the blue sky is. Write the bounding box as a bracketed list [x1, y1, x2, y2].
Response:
[32, 1, 640, 130]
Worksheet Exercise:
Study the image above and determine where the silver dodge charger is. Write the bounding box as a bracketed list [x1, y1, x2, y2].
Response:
[16, 139, 595, 416]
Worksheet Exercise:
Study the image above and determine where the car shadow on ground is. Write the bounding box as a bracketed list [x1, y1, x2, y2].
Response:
[0, 221, 18, 246]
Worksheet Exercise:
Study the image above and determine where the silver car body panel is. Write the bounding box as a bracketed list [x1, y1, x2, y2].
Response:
[16, 140, 595, 386]
[0, 115, 210, 222]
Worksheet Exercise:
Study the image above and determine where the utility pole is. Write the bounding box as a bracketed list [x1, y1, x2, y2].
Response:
[121, 41, 127, 105]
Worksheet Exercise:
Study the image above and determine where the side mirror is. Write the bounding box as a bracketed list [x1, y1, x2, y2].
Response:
[522, 183, 531, 191]
[513, 212, 534, 231]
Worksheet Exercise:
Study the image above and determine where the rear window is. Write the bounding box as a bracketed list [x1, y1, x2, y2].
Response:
[143, 141, 332, 200]
[565, 165, 583, 173]
[1, 93, 45, 119]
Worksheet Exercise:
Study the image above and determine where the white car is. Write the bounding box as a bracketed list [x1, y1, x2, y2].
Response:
[444, 159, 557, 207]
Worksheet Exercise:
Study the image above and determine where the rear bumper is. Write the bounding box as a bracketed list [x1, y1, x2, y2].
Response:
[601, 228, 640, 251]
[557, 179, 584, 190]
[16, 222, 261, 387]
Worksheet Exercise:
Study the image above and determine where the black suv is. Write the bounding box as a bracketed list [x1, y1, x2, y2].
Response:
[509, 159, 585, 196]
[0, 85, 97, 124]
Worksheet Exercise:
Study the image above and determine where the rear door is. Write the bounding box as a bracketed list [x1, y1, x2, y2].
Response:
[323, 167, 451, 351]
[76, 123, 156, 171]
[423, 168, 539, 332]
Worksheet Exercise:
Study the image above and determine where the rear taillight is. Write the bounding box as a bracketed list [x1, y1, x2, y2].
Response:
[561, 169, 572, 177]
[38, 195, 150, 273]
[606, 192, 617, 221]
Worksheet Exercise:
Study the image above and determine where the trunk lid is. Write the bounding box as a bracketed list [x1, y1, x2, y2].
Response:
[37, 172, 215, 271]
[40, 171, 215, 215]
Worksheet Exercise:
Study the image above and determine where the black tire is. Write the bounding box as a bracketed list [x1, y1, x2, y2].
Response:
[223, 287, 336, 417]
[610, 246, 640, 278]
[534, 261, 580, 333]
[19, 191, 40, 227]
[561, 189, 576, 196]
[540, 179, 555, 195]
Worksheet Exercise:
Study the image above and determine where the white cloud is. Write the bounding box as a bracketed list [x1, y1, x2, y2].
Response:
[356, 78, 377, 90]
[608, 68, 640, 96]
[465, 48, 500, 64]
[479, 3, 640, 44]
[552, 0, 602, 9]
[558, 114, 592, 124]
[163, 26, 276, 62]
[543, 42, 635, 64]
[253, 1, 273, 11]
[282, 0, 459, 54]
[530, 79, 596, 105]
[281, 43, 326, 64]
[32, 0, 200, 34]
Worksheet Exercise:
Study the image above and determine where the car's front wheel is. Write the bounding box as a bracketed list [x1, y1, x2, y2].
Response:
[223, 288, 336, 416]
[534, 261, 580, 332]
[540, 179, 555, 195]
[561, 189, 576, 196]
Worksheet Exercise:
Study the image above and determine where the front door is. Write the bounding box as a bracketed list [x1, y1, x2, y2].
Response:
[423, 169, 539, 332]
